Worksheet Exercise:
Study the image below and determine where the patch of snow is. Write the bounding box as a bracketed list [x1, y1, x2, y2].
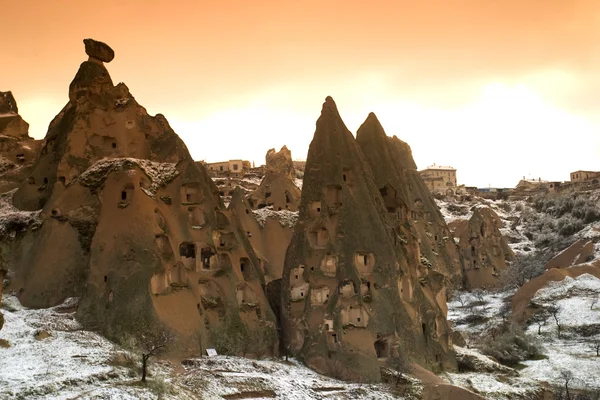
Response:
[252, 206, 298, 228]
[174, 356, 404, 400]
[0, 188, 42, 236]
[76, 158, 179, 197]
[0, 295, 159, 399]
[443, 371, 542, 399]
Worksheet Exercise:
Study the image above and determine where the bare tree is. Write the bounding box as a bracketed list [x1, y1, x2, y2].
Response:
[194, 329, 204, 358]
[593, 340, 600, 357]
[548, 303, 562, 339]
[472, 289, 485, 305]
[560, 370, 574, 400]
[122, 320, 174, 382]
[455, 291, 466, 307]
[529, 311, 549, 335]
[499, 302, 511, 324]
[388, 352, 410, 388]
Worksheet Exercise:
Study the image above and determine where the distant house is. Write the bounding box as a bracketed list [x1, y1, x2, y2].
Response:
[516, 177, 548, 189]
[202, 160, 251, 177]
[570, 170, 600, 184]
[419, 164, 460, 195]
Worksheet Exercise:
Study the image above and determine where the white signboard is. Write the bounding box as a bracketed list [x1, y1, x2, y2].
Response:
[206, 348, 218, 357]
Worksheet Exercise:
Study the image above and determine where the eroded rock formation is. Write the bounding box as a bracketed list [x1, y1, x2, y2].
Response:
[356, 113, 462, 284]
[0, 91, 44, 193]
[511, 260, 600, 323]
[545, 239, 594, 270]
[1, 39, 278, 355]
[247, 146, 301, 211]
[449, 207, 514, 289]
[281, 97, 457, 382]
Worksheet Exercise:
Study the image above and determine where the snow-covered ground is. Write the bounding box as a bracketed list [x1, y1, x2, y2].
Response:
[520, 274, 600, 390]
[0, 295, 409, 399]
[252, 206, 298, 228]
[447, 289, 513, 336]
[0, 295, 160, 399]
[173, 357, 406, 400]
[447, 273, 600, 392]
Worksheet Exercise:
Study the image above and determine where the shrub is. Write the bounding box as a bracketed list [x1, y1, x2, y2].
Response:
[499, 202, 512, 212]
[480, 325, 543, 366]
[557, 216, 584, 236]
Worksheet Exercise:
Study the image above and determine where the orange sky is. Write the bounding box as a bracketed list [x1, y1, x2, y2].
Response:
[5, 0, 600, 187]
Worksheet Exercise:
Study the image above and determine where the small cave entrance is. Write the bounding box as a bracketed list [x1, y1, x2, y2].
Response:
[342, 168, 352, 184]
[327, 332, 338, 349]
[285, 191, 292, 204]
[309, 201, 322, 217]
[121, 183, 134, 203]
[181, 184, 203, 204]
[354, 252, 375, 274]
[179, 242, 196, 269]
[200, 247, 215, 270]
[374, 337, 390, 358]
[239, 257, 252, 280]
[422, 323, 427, 338]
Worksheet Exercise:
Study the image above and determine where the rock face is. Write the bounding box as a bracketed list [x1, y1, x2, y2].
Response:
[281, 98, 456, 382]
[0, 91, 43, 193]
[0, 266, 4, 331]
[0, 91, 30, 140]
[449, 207, 514, 289]
[247, 146, 301, 212]
[511, 260, 600, 323]
[83, 39, 115, 63]
[356, 113, 462, 284]
[545, 239, 594, 270]
[1, 39, 278, 355]
[266, 146, 295, 180]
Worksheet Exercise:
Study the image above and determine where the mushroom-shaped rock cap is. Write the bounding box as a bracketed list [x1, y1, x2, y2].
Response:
[83, 38, 115, 63]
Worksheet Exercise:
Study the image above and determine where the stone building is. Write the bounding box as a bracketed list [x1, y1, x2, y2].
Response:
[203, 159, 250, 177]
[419, 164, 458, 195]
[570, 170, 600, 184]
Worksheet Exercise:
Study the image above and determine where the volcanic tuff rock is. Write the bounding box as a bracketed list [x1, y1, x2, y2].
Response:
[266, 145, 295, 180]
[354, 112, 461, 364]
[83, 38, 115, 63]
[281, 97, 457, 383]
[0, 265, 4, 331]
[247, 146, 301, 212]
[449, 207, 514, 289]
[0, 92, 43, 193]
[356, 113, 462, 284]
[1, 39, 278, 355]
